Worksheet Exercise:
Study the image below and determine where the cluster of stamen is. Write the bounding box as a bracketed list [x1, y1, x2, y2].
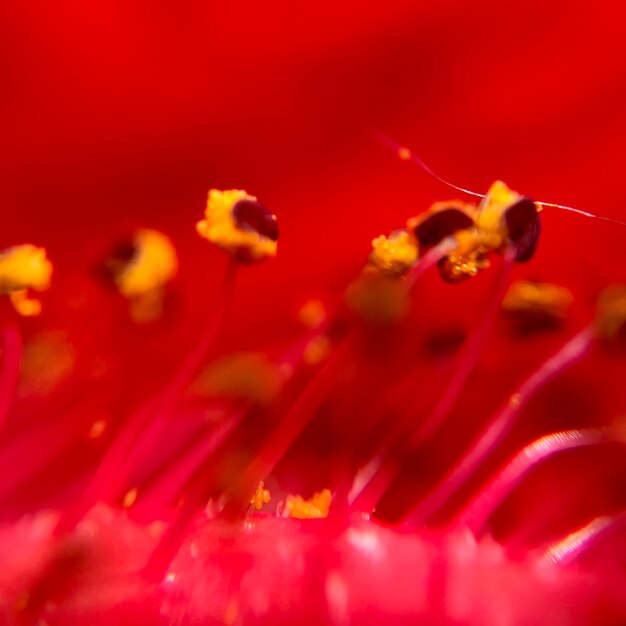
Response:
[367, 180, 541, 285]
[1, 179, 625, 624]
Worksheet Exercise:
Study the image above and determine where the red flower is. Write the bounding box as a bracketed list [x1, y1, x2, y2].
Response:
[1, 1, 626, 624]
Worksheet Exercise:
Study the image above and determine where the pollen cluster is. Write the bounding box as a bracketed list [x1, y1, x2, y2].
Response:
[0, 245, 52, 316]
[196, 189, 278, 262]
[370, 180, 544, 284]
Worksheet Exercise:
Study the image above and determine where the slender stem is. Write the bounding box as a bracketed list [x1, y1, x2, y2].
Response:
[350, 251, 514, 512]
[143, 242, 456, 579]
[55, 259, 238, 534]
[401, 326, 595, 526]
[405, 239, 455, 288]
[0, 307, 22, 432]
[131, 410, 245, 518]
[225, 332, 356, 508]
[229, 242, 453, 512]
[541, 512, 626, 566]
[454, 428, 608, 536]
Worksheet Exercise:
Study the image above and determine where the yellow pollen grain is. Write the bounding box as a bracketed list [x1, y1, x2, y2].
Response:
[0, 245, 52, 316]
[123, 487, 138, 508]
[9, 290, 42, 317]
[298, 299, 327, 328]
[502, 281, 573, 320]
[250, 481, 271, 511]
[112, 229, 177, 323]
[196, 189, 277, 261]
[346, 274, 410, 325]
[284, 488, 332, 519]
[0, 245, 52, 295]
[191, 352, 283, 406]
[474, 180, 530, 254]
[88, 420, 107, 439]
[369, 230, 418, 276]
[595, 285, 626, 345]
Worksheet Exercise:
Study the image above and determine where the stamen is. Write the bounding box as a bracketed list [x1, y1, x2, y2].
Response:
[191, 352, 283, 406]
[196, 190, 278, 262]
[284, 489, 333, 519]
[107, 229, 178, 323]
[66, 196, 276, 524]
[502, 281, 573, 329]
[345, 274, 410, 326]
[595, 285, 626, 352]
[0, 245, 52, 316]
[373, 129, 626, 228]
[408, 202, 475, 249]
[368, 230, 418, 276]
[401, 326, 595, 526]
[454, 429, 610, 536]
[54, 258, 239, 535]
[133, 314, 335, 524]
[226, 334, 357, 511]
[350, 251, 515, 512]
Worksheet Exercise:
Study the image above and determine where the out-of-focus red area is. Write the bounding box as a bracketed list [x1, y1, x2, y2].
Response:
[2, 0, 625, 264]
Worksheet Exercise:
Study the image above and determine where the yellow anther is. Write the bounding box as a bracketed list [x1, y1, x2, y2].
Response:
[298, 299, 327, 328]
[369, 230, 419, 276]
[191, 352, 283, 406]
[284, 488, 332, 519]
[111, 229, 177, 323]
[503, 281, 573, 321]
[0, 245, 52, 316]
[196, 189, 278, 261]
[595, 285, 626, 349]
[9, 290, 42, 317]
[474, 180, 521, 250]
[250, 481, 271, 511]
[114, 229, 177, 299]
[0, 245, 52, 294]
[123, 487, 138, 508]
[346, 273, 410, 325]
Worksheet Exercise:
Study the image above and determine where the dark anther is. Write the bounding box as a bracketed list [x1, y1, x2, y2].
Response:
[97, 240, 138, 284]
[233, 199, 279, 241]
[437, 257, 471, 284]
[504, 198, 541, 262]
[109, 242, 138, 264]
[414, 207, 474, 248]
